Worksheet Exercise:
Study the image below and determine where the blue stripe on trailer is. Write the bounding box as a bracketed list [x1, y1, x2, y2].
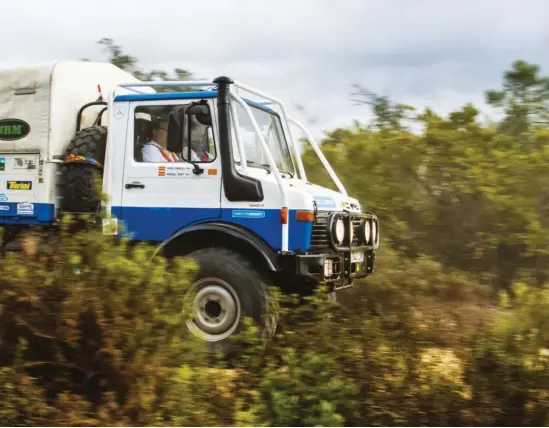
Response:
[0, 202, 55, 225]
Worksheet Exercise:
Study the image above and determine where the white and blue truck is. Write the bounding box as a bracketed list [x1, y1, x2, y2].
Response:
[0, 61, 379, 351]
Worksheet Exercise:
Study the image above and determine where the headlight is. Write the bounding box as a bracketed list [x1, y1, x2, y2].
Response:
[371, 220, 377, 246]
[333, 218, 345, 244]
[357, 219, 371, 245]
[364, 220, 371, 244]
[373, 218, 380, 249]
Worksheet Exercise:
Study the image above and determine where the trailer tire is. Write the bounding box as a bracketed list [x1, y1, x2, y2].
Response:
[62, 126, 107, 213]
[183, 247, 277, 355]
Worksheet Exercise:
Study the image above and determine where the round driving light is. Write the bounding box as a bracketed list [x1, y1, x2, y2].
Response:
[349, 220, 354, 243]
[333, 218, 345, 244]
[363, 219, 371, 244]
[371, 220, 377, 246]
[373, 218, 380, 249]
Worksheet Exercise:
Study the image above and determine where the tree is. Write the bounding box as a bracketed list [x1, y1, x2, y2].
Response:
[96, 38, 196, 91]
[350, 84, 415, 132]
[485, 59, 549, 141]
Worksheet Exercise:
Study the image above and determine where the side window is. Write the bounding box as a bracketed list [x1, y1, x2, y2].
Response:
[133, 102, 217, 163]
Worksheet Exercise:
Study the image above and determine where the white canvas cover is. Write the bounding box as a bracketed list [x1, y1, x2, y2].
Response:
[0, 62, 52, 154]
[0, 60, 144, 160]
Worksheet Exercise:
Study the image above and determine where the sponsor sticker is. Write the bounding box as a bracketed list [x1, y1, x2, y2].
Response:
[0, 194, 6, 202]
[157, 165, 192, 177]
[232, 209, 266, 219]
[0, 118, 31, 141]
[13, 157, 36, 170]
[0, 205, 8, 211]
[7, 180, 32, 190]
[102, 217, 119, 235]
[0, 157, 5, 171]
[313, 196, 337, 209]
[17, 202, 34, 215]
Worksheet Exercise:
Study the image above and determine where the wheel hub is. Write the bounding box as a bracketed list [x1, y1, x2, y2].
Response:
[186, 279, 241, 341]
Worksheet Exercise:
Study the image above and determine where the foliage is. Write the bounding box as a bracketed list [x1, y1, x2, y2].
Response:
[303, 77, 549, 290]
[3, 223, 549, 426]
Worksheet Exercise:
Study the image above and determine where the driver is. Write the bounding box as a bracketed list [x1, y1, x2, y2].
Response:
[142, 119, 180, 162]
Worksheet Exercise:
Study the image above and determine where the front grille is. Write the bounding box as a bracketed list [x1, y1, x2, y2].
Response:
[310, 211, 330, 251]
[351, 219, 361, 246]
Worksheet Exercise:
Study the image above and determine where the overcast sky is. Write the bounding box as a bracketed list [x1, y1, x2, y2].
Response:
[1, 0, 548, 139]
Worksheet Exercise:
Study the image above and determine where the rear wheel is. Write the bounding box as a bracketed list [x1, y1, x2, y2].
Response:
[183, 247, 277, 355]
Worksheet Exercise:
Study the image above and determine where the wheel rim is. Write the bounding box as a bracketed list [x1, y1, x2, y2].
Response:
[185, 277, 241, 342]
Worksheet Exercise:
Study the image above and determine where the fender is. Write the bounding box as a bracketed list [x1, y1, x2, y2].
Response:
[154, 221, 280, 271]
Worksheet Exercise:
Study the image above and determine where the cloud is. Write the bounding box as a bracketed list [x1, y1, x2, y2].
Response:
[0, 0, 548, 138]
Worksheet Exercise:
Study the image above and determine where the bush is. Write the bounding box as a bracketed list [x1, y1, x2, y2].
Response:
[2, 220, 549, 426]
[0, 217, 233, 426]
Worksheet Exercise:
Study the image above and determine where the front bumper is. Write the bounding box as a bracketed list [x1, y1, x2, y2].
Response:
[295, 249, 376, 289]
[294, 210, 379, 289]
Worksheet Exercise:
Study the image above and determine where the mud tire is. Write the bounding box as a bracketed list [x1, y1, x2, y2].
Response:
[62, 126, 107, 213]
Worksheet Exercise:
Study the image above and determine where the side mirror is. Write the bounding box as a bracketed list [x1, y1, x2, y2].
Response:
[183, 103, 212, 159]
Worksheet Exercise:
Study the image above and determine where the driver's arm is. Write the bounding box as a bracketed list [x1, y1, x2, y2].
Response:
[181, 146, 201, 162]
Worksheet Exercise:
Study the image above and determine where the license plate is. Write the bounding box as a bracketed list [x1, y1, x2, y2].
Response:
[351, 250, 364, 263]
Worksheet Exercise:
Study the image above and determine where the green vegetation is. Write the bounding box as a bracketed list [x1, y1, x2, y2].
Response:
[2, 42, 549, 425]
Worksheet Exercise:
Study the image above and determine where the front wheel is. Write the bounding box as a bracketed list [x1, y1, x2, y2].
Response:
[183, 248, 277, 355]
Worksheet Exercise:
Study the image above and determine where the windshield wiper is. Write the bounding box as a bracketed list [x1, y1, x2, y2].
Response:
[235, 161, 296, 178]
[236, 160, 271, 174]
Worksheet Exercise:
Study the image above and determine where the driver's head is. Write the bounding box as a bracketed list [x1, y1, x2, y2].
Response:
[152, 119, 168, 148]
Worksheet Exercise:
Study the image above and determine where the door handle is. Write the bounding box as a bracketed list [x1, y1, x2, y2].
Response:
[125, 182, 145, 189]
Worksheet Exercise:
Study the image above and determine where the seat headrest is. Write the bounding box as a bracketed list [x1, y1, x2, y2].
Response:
[136, 118, 153, 141]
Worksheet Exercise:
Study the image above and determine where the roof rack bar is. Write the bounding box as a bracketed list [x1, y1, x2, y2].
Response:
[288, 116, 348, 196]
[115, 86, 151, 95]
[232, 81, 307, 181]
[118, 80, 215, 89]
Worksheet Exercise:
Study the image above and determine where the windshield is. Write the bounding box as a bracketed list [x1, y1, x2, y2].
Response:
[231, 101, 296, 176]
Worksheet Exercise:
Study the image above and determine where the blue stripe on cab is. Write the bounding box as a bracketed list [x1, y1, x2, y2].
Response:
[111, 206, 221, 241]
[111, 206, 313, 252]
[113, 90, 276, 116]
[114, 91, 218, 102]
[0, 202, 314, 253]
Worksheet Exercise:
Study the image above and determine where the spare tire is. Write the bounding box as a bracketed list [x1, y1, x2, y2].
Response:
[62, 126, 107, 213]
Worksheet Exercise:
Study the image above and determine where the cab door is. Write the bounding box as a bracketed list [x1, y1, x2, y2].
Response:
[119, 96, 222, 242]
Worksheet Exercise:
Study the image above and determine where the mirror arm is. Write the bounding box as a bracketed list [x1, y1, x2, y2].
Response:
[185, 112, 204, 175]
